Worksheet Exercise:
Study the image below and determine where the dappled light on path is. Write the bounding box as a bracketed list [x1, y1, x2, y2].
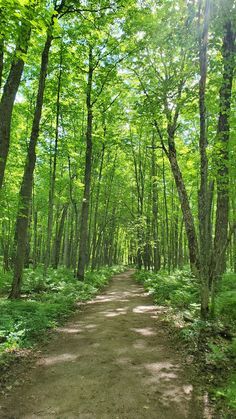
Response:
[131, 327, 157, 336]
[0, 270, 203, 418]
[37, 353, 78, 366]
[132, 305, 157, 314]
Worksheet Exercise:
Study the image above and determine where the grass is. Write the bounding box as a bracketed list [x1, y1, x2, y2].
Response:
[0, 265, 124, 364]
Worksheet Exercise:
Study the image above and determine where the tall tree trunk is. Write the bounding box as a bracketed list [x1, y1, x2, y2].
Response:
[91, 142, 105, 270]
[213, 21, 235, 277]
[162, 152, 169, 270]
[167, 137, 199, 273]
[173, 202, 179, 269]
[198, 0, 211, 319]
[151, 134, 160, 272]
[44, 46, 63, 274]
[53, 204, 68, 269]
[0, 20, 31, 188]
[77, 46, 93, 280]
[0, 38, 3, 89]
[24, 206, 32, 268]
[33, 209, 38, 270]
[66, 209, 74, 268]
[131, 136, 145, 270]
[209, 20, 235, 315]
[93, 151, 117, 268]
[67, 154, 79, 272]
[232, 193, 236, 273]
[153, 61, 199, 274]
[9, 31, 53, 298]
[1, 218, 11, 272]
[178, 218, 184, 268]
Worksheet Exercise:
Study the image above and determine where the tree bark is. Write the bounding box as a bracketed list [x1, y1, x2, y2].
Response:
[178, 217, 184, 268]
[213, 20, 235, 277]
[91, 142, 105, 270]
[151, 134, 160, 272]
[9, 31, 53, 298]
[93, 151, 118, 268]
[77, 46, 93, 280]
[44, 46, 63, 274]
[33, 209, 38, 270]
[198, 0, 211, 319]
[162, 151, 169, 270]
[0, 20, 31, 188]
[153, 61, 200, 274]
[0, 38, 3, 89]
[131, 135, 145, 269]
[53, 204, 68, 269]
[167, 137, 199, 273]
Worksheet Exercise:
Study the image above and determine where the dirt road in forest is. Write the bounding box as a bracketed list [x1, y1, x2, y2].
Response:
[0, 271, 205, 419]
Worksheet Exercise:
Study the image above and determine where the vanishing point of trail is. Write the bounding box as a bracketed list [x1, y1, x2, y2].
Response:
[1, 271, 203, 418]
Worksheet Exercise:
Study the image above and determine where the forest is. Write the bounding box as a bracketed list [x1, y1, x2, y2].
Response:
[0, 0, 235, 417]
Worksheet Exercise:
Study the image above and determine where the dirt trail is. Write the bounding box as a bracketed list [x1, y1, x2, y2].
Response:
[0, 271, 204, 418]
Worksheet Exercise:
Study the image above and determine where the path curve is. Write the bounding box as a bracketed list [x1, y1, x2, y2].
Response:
[0, 270, 203, 418]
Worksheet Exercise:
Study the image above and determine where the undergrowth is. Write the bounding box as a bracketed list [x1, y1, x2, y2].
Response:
[0, 265, 124, 365]
[136, 268, 199, 309]
[135, 269, 236, 416]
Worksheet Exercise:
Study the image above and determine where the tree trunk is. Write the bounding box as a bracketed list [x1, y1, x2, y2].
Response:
[77, 46, 93, 280]
[0, 38, 3, 89]
[44, 46, 63, 274]
[198, 0, 211, 319]
[0, 20, 31, 188]
[167, 138, 199, 273]
[178, 218, 184, 268]
[131, 135, 145, 270]
[33, 208, 38, 270]
[91, 142, 105, 270]
[213, 20, 235, 277]
[151, 135, 160, 272]
[1, 219, 11, 272]
[24, 206, 32, 268]
[162, 152, 169, 270]
[92, 151, 117, 268]
[53, 204, 68, 269]
[9, 31, 53, 298]
[63, 209, 70, 266]
[232, 193, 236, 273]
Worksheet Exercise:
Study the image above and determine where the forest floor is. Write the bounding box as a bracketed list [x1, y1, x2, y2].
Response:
[0, 270, 208, 419]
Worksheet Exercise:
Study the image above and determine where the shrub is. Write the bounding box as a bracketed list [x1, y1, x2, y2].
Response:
[0, 265, 123, 358]
[135, 269, 199, 310]
[216, 291, 236, 321]
[216, 374, 236, 410]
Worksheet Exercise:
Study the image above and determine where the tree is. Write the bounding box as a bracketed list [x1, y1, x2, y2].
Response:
[198, 0, 211, 318]
[210, 16, 235, 310]
[0, 3, 32, 189]
[9, 2, 65, 298]
[0, 0, 232, 323]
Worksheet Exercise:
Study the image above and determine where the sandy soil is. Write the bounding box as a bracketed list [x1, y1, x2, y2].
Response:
[0, 270, 204, 418]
